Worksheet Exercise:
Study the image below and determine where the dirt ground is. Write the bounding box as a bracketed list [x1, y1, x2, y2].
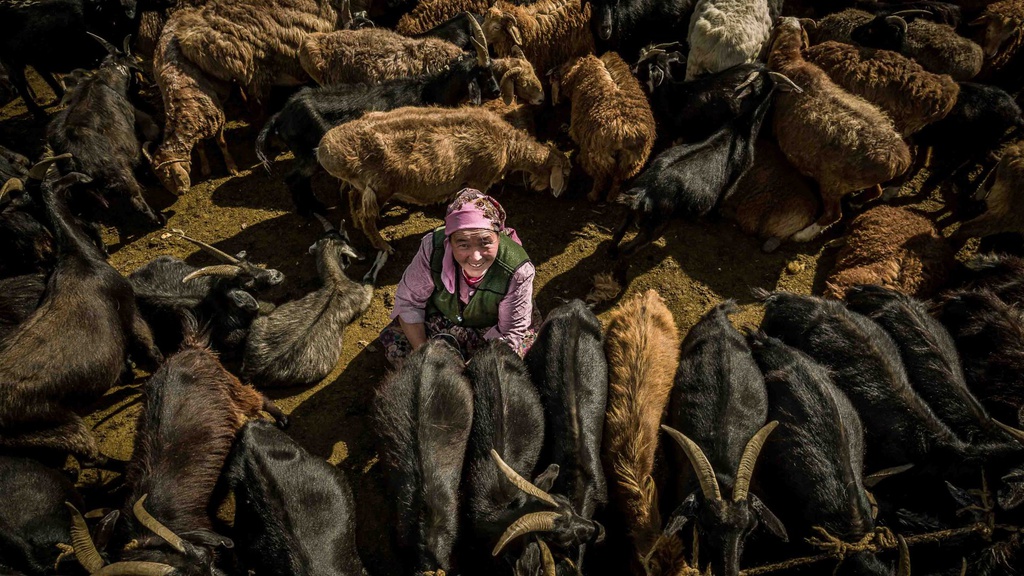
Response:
[0, 71, 982, 573]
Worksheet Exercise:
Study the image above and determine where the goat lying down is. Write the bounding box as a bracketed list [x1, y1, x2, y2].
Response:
[317, 105, 570, 252]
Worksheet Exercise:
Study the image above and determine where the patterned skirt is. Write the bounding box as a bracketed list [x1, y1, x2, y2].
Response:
[379, 309, 541, 367]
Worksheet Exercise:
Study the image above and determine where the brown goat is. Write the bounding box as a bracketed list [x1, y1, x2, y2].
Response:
[952, 140, 1024, 247]
[801, 9, 875, 45]
[147, 17, 237, 196]
[482, 0, 595, 85]
[972, 0, 1024, 87]
[768, 17, 911, 242]
[396, 0, 490, 35]
[317, 106, 570, 252]
[824, 205, 954, 300]
[298, 29, 465, 86]
[720, 138, 821, 252]
[602, 290, 681, 569]
[551, 53, 656, 202]
[805, 41, 959, 136]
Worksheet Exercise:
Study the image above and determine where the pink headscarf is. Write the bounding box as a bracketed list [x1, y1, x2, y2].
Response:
[440, 189, 522, 293]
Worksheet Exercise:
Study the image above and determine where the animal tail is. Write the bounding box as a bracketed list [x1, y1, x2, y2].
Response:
[255, 111, 281, 173]
[178, 311, 211, 351]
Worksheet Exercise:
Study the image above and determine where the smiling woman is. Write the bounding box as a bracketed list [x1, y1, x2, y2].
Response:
[378, 188, 541, 366]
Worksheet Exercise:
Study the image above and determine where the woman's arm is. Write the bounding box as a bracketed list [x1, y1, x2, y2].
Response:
[391, 234, 437, 325]
[399, 318, 428, 351]
[484, 262, 536, 348]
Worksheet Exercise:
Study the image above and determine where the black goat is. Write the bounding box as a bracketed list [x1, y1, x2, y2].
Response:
[47, 34, 164, 227]
[749, 332, 910, 576]
[256, 54, 505, 216]
[844, 284, 1022, 445]
[224, 420, 365, 576]
[130, 229, 284, 358]
[0, 0, 138, 118]
[936, 289, 1024, 429]
[961, 253, 1024, 306]
[412, 11, 488, 49]
[104, 322, 285, 576]
[241, 216, 386, 388]
[373, 340, 474, 575]
[0, 455, 84, 575]
[608, 77, 785, 267]
[586, 0, 697, 62]
[853, 0, 962, 26]
[0, 155, 161, 462]
[0, 272, 46, 344]
[759, 290, 1023, 473]
[647, 64, 788, 144]
[523, 300, 607, 570]
[662, 302, 787, 576]
[0, 178, 55, 278]
[0, 144, 29, 182]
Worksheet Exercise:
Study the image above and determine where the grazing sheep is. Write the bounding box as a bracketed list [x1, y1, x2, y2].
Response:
[720, 138, 821, 252]
[824, 205, 955, 300]
[972, 0, 1024, 92]
[396, 0, 490, 35]
[805, 40, 960, 136]
[166, 0, 345, 109]
[490, 47, 546, 105]
[768, 17, 911, 242]
[298, 29, 466, 87]
[317, 106, 570, 252]
[685, 0, 773, 80]
[550, 52, 656, 202]
[951, 140, 1024, 247]
[147, 17, 236, 196]
[602, 290, 680, 568]
[482, 0, 595, 87]
[852, 13, 985, 80]
[802, 8, 875, 45]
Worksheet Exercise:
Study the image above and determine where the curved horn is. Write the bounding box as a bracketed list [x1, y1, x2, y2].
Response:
[182, 264, 244, 283]
[884, 15, 909, 35]
[167, 229, 241, 264]
[86, 32, 120, 56]
[492, 512, 560, 556]
[28, 153, 72, 181]
[133, 495, 187, 553]
[122, 35, 133, 57]
[313, 212, 336, 232]
[490, 449, 558, 507]
[733, 421, 779, 501]
[992, 419, 1024, 445]
[766, 71, 802, 93]
[152, 158, 190, 171]
[64, 503, 105, 573]
[1, 178, 23, 201]
[896, 535, 911, 576]
[891, 9, 934, 18]
[661, 425, 722, 501]
[93, 562, 177, 576]
[468, 14, 490, 66]
[510, 44, 526, 60]
[141, 142, 154, 165]
[539, 540, 556, 576]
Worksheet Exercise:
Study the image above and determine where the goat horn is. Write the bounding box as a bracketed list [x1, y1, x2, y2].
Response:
[896, 535, 911, 576]
[510, 44, 526, 59]
[490, 449, 558, 507]
[167, 229, 242, 264]
[734, 69, 762, 95]
[1, 178, 23, 201]
[891, 9, 933, 18]
[64, 503, 105, 573]
[767, 71, 802, 93]
[992, 419, 1024, 445]
[133, 495, 187, 554]
[492, 512, 561, 556]
[122, 35, 132, 57]
[93, 562, 177, 576]
[141, 142, 154, 165]
[661, 425, 722, 501]
[732, 421, 779, 501]
[28, 153, 72, 180]
[468, 14, 490, 66]
[86, 32, 120, 56]
[539, 540, 556, 576]
[152, 158, 190, 171]
[313, 212, 336, 232]
[182, 264, 244, 283]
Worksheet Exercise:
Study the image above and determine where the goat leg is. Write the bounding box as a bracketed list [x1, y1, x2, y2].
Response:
[129, 309, 164, 371]
[125, 178, 166, 227]
[587, 174, 607, 203]
[261, 397, 289, 429]
[607, 211, 636, 259]
[286, 164, 326, 217]
[792, 194, 843, 242]
[40, 71, 65, 103]
[216, 127, 238, 175]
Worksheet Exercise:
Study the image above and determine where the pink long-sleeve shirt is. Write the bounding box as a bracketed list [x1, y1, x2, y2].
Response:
[391, 232, 536, 348]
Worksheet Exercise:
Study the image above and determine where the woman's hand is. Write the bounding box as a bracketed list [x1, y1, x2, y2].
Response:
[399, 318, 428, 351]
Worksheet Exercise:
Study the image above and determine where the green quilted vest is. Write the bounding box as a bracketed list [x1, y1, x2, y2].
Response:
[425, 227, 530, 328]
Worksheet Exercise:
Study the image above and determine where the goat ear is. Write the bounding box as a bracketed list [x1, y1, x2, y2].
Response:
[340, 243, 362, 261]
[663, 492, 698, 535]
[801, 27, 810, 50]
[228, 289, 260, 313]
[549, 164, 565, 197]
[180, 529, 234, 550]
[468, 80, 482, 106]
[750, 495, 788, 542]
[532, 463, 560, 492]
[93, 510, 121, 551]
[500, 72, 516, 105]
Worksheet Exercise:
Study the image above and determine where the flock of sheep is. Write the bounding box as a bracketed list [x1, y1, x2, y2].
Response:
[2, 0, 1024, 574]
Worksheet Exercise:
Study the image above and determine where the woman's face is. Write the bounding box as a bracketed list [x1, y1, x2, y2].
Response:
[452, 229, 499, 278]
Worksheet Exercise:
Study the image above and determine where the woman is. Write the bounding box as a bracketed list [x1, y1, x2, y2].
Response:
[379, 189, 541, 365]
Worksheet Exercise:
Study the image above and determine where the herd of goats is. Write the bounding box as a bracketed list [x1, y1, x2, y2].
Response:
[2, 0, 1024, 574]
